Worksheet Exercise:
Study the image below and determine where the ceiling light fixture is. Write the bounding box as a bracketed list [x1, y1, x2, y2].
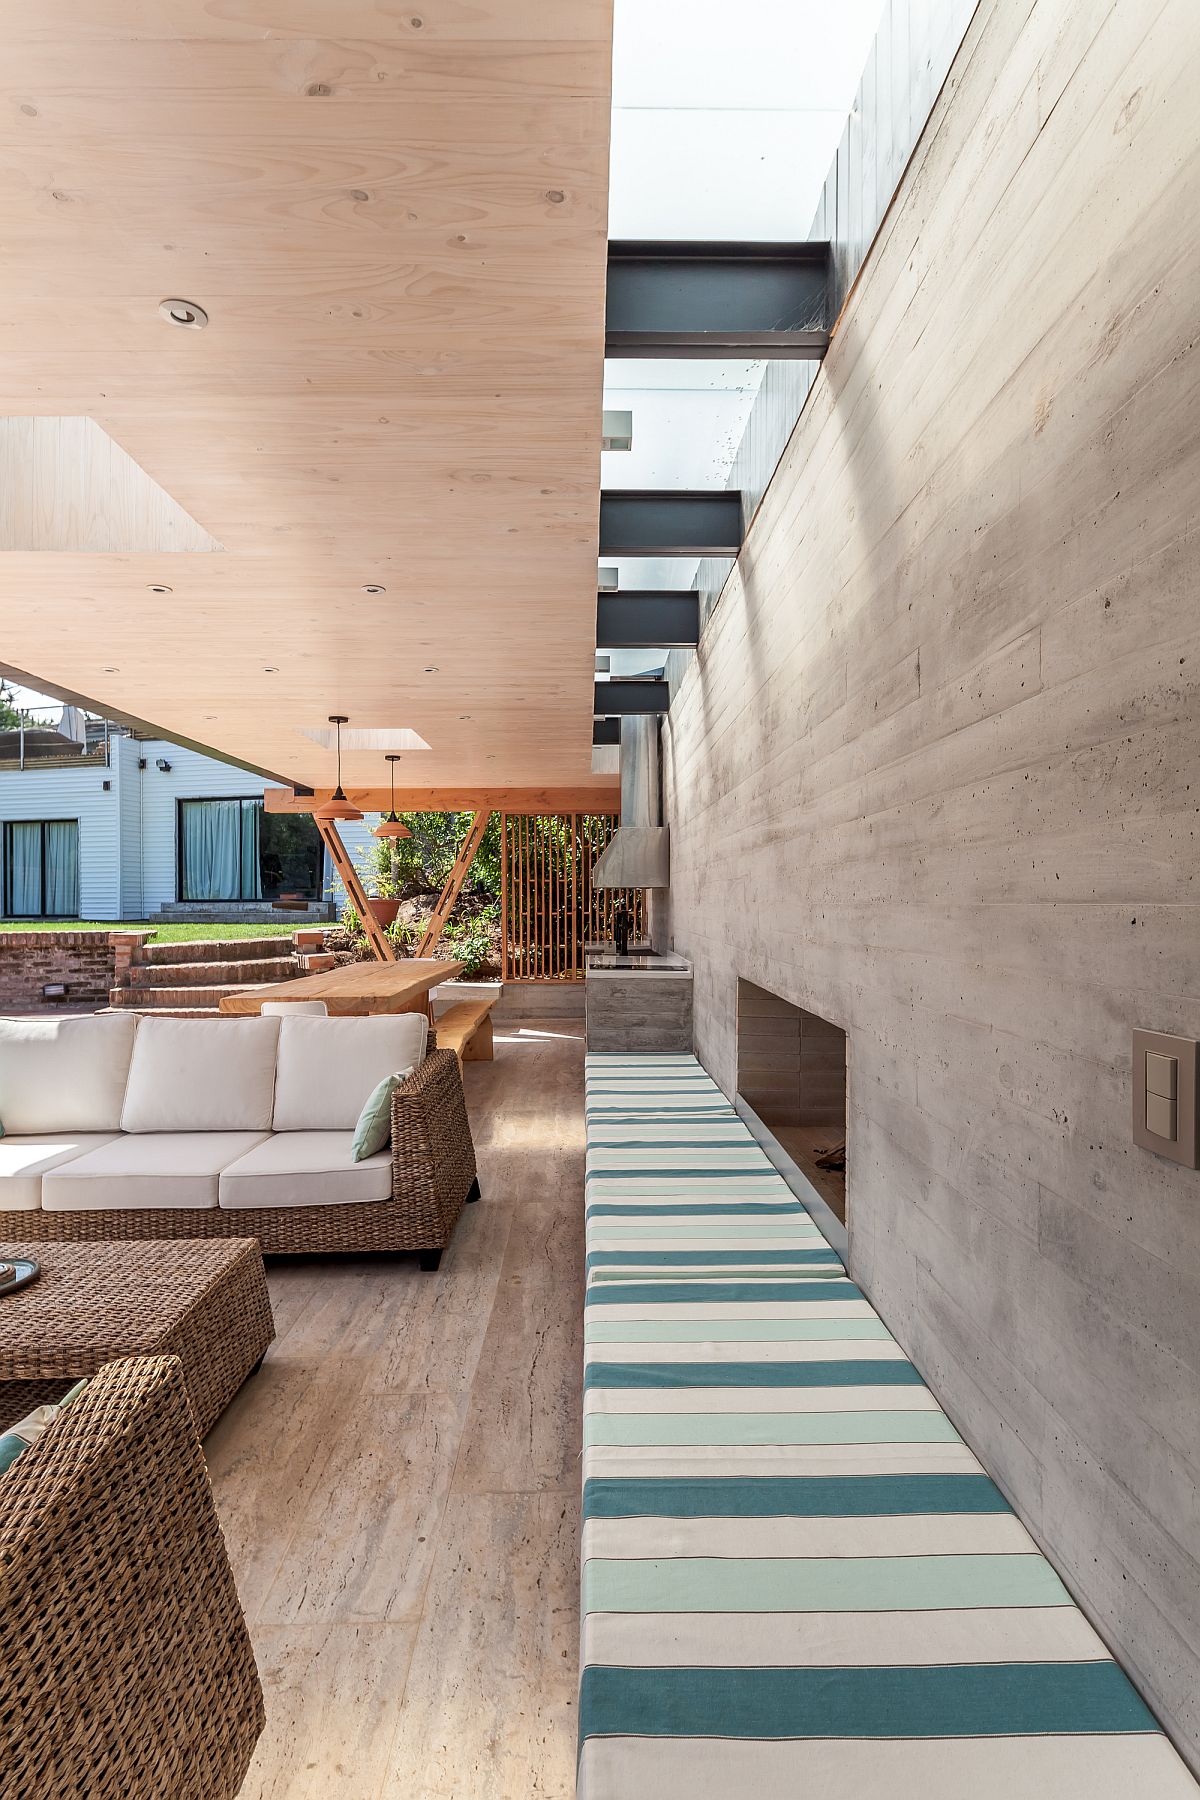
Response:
[103, 666, 119, 674]
[373, 754, 412, 839]
[147, 583, 173, 595]
[263, 665, 279, 673]
[424, 665, 439, 674]
[362, 583, 386, 595]
[159, 297, 208, 330]
[313, 714, 363, 822]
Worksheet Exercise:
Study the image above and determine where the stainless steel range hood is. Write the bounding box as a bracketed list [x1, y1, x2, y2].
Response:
[592, 712, 670, 889]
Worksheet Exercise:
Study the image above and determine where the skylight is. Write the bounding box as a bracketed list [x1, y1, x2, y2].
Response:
[603, 0, 887, 593]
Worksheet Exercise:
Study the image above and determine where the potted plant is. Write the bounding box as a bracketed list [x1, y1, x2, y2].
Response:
[365, 837, 403, 929]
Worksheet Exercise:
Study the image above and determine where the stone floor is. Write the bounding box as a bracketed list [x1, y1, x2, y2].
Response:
[204, 1017, 586, 1800]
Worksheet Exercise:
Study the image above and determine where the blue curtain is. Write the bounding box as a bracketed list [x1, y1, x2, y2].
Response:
[7, 823, 42, 915]
[182, 800, 242, 900]
[241, 801, 263, 900]
[43, 822, 79, 916]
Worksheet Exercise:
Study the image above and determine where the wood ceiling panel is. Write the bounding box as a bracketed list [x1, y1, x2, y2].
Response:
[0, 0, 615, 798]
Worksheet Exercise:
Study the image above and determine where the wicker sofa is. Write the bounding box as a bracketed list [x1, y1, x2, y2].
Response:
[0, 1354, 263, 1799]
[0, 1012, 479, 1268]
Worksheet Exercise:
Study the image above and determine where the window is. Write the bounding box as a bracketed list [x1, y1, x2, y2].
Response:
[3, 820, 80, 918]
[178, 799, 322, 903]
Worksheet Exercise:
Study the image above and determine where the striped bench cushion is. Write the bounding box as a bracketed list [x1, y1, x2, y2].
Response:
[578, 1053, 1196, 1799]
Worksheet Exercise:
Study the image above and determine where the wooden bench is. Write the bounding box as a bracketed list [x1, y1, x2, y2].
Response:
[434, 997, 495, 1065]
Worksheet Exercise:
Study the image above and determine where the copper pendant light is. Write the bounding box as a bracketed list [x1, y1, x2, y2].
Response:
[373, 753, 412, 838]
[313, 715, 364, 823]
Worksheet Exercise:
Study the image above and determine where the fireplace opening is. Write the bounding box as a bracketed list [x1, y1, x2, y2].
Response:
[736, 978, 847, 1226]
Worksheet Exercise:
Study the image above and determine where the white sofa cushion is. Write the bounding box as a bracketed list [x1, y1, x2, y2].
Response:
[42, 1132, 270, 1211]
[0, 1014, 138, 1134]
[272, 1014, 428, 1131]
[219, 1130, 393, 1210]
[0, 1135, 123, 1211]
[121, 1016, 281, 1132]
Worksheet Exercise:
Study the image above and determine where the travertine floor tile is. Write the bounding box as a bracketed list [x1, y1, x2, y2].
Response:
[378, 1491, 579, 1800]
[209, 1020, 585, 1793]
[239, 1621, 416, 1800]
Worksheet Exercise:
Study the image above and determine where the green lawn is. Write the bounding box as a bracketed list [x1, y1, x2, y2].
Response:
[0, 920, 306, 942]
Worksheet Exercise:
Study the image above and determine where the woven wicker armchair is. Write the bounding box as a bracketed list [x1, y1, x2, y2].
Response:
[0, 1355, 263, 1799]
[8, 1044, 480, 1267]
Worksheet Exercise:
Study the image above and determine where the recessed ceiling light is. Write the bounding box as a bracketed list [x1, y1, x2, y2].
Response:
[424, 665, 439, 674]
[262, 665, 279, 673]
[362, 583, 386, 595]
[159, 297, 208, 330]
[103, 666, 119, 673]
[147, 583, 173, 595]
[459, 714, 472, 721]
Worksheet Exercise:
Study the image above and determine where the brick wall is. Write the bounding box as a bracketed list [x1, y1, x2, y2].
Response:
[0, 931, 152, 1012]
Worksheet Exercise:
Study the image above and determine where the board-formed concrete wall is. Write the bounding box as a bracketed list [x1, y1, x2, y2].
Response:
[658, 0, 1200, 1768]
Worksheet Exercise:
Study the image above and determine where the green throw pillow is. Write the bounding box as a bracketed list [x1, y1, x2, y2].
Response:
[0, 1378, 88, 1476]
[351, 1072, 405, 1161]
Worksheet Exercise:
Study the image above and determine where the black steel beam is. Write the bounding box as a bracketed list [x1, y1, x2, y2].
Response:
[606, 240, 831, 359]
[599, 490, 743, 557]
[593, 717, 621, 746]
[597, 591, 700, 649]
[595, 680, 670, 716]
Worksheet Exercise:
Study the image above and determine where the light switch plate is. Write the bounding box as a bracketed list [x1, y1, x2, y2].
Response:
[1133, 1029, 1199, 1168]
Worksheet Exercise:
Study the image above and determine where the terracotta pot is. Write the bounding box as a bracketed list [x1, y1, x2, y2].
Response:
[367, 897, 402, 928]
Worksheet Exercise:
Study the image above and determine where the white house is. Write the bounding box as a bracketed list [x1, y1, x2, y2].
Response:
[0, 717, 329, 921]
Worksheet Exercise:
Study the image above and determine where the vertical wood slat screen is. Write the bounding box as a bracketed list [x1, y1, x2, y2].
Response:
[501, 814, 645, 982]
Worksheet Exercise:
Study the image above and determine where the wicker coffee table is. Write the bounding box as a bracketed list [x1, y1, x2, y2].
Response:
[0, 1239, 274, 1438]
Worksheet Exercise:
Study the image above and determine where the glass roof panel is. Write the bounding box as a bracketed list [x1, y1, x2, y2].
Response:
[603, 0, 886, 604]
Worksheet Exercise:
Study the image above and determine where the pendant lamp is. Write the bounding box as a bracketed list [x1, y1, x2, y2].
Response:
[373, 754, 412, 839]
[313, 715, 363, 823]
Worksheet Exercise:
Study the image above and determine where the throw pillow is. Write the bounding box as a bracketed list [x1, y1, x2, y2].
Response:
[351, 1071, 408, 1161]
[0, 1378, 88, 1476]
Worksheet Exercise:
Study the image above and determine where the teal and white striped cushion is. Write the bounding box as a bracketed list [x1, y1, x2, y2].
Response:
[577, 1054, 1196, 1800]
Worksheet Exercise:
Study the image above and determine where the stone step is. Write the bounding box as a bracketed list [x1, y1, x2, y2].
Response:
[136, 936, 295, 966]
[125, 956, 298, 989]
[110, 983, 254, 1011]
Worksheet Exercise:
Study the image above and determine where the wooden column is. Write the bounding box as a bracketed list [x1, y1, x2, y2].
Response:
[315, 817, 397, 963]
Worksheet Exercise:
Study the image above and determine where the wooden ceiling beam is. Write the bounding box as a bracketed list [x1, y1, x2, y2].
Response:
[264, 786, 618, 817]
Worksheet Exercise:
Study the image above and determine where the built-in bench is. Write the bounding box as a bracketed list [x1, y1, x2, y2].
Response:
[433, 997, 495, 1065]
[578, 1053, 1196, 1800]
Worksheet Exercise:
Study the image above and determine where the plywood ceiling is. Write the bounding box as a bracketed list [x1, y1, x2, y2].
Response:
[0, 0, 615, 799]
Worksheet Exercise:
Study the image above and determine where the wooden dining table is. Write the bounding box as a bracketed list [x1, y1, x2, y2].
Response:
[217, 956, 464, 1018]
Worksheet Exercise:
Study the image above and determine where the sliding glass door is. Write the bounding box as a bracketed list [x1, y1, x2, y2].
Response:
[179, 798, 263, 902]
[3, 820, 80, 918]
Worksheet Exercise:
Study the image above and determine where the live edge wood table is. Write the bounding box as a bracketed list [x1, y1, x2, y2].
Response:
[0, 1239, 275, 1438]
[217, 956, 464, 1018]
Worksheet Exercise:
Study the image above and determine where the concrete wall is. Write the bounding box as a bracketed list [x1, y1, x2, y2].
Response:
[659, 0, 1200, 1768]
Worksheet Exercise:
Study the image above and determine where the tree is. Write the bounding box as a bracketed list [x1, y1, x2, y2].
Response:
[0, 682, 23, 730]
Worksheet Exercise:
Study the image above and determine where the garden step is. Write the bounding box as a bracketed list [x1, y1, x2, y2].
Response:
[136, 936, 294, 966]
[126, 956, 298, 989]
[109, 983, 256, 1011]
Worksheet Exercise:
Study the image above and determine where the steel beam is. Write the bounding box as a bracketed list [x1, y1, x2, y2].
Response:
[597, 591, 700, 649]
[595, 680, 670, 716]
[599, 490, 743, 557]
[606, 240, 831, 358]
[593, 717, 621, 746]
